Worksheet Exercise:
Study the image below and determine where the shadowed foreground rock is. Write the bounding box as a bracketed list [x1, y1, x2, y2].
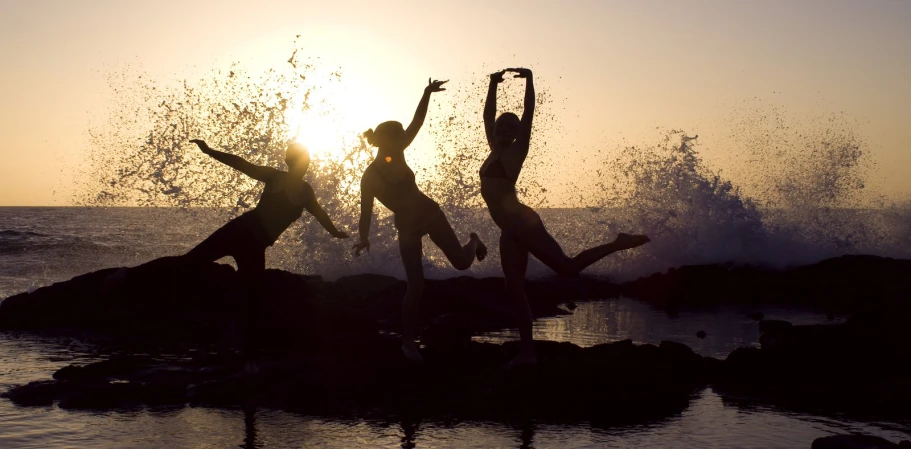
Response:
[3, 255, 909, 342]
[712, 301, 911, 418]
[2, 254, 911, 425]
[812, 435, 911, 449]
[623, 255, 911, 311]
[0, 256, 610, 346]
[2, 338, 710, 426]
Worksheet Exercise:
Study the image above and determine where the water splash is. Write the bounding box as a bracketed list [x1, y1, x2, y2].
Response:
[76, 48, 911, 281]
[579, 119, 911, 279]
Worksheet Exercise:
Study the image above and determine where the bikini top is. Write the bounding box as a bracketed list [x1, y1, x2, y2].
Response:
[480, 155, 517, 184]
[368, 162, 423, 213]
[249, 173, 309, 245]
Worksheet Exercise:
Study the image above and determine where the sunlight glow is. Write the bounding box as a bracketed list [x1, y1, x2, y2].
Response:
[287, 111, 348, 161]
[281, 81, 378, 162]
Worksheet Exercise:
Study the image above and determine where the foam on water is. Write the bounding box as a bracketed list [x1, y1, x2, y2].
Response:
[75, 46, 911, 282]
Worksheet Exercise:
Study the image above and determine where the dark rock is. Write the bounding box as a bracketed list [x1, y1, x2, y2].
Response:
[622, 255, 911, 311]
[3, 338, 710, 425]
[659, 340, 700, 363]
[758, 319, 793, 334]
[0, 257, 617, 348]
[1, 380, 60, 406]
[5, 254, 911, 422]
[716, 314, 911, 417]
[812, 435, 901, 449]
[696, 330, 706, 339]
[757, 320, 794, 350]
[54, 356, 152, 381]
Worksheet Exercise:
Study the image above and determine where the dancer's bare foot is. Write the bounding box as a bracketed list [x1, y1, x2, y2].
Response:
[402, 341, 424, 363]
[613, 233, 650, 251]
[471, 233, 488, 262]
[505, 350, 538, 371]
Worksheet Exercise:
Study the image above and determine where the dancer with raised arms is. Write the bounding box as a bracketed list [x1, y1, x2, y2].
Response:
[480, 68, 650, 368]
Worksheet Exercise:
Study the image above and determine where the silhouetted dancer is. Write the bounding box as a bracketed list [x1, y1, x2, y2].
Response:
[481, 68, 650, 369]
[354, 78, 488, 363]
[187, 140, 349, 371]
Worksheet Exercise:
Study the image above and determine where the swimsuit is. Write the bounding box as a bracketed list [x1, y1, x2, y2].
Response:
[480, 156, 516, 183]
[186, 172, 308, 270]
[247, 173, 308, 246]
[368, 162, 443, 236]
[480, 154, 519, 206]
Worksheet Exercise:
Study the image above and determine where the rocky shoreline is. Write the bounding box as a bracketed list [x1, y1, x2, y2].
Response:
[2, 255, 910, 445]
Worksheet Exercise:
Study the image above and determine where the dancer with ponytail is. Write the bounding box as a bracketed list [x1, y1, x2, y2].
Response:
[354, 78, 487, 362]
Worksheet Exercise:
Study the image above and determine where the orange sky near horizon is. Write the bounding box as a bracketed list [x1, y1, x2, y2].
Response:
[1, 0, 909, 206]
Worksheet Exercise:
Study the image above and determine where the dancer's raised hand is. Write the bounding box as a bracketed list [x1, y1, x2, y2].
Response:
[425, 78, 448, 93]
[507, 67, 532, 78]
[189, 139, 212, 152]
[490, 70, 507, 83]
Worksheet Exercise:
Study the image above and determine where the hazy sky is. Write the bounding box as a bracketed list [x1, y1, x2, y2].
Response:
[1, 0, 909, 206]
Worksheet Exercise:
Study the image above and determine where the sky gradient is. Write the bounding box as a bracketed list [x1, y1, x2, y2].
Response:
[1, 0, 909, 205]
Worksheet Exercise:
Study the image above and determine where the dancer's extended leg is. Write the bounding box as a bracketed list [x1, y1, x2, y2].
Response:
[427, 214, 487, 269]
[184, 222, 237, 265]
[513, 208, 648, 276]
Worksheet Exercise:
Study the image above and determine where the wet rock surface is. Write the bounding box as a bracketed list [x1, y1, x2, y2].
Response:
[2, 254, 911, 425]
[0, 256, 593, 345]
[2, 338, 707, 425]
[811, 434, 911, 449]
[623, 255, 911, 311]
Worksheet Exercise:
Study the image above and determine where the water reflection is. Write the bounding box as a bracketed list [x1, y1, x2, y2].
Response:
[516, 420, 535, 449]
[400, 417, 418, 449]
[242, 406, 261, 449]
[476, 298, 846, 358]
[2, 307, 907, 448]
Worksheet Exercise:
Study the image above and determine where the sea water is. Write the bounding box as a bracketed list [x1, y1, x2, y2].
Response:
[1, 207, 909, 448]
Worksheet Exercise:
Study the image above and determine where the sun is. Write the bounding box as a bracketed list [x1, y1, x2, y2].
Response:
[286, 112, 343, 160]
[282, 108, 347, 161]
[281, 81, 378, 162]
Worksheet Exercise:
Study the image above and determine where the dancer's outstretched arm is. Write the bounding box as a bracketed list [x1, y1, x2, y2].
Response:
[508, 68, 535, 148]
[190, 139, 279, 182]
[353, 175, 379, 256]
[484, 70, 506, 149]
[403, 78, 448, 149]
[302, 183, 349, 239]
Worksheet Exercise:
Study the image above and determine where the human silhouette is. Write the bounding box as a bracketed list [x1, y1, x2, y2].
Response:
[187, 139, 348, 370]
[354, 78, 487, 363]
[481, 68, 650, 368]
